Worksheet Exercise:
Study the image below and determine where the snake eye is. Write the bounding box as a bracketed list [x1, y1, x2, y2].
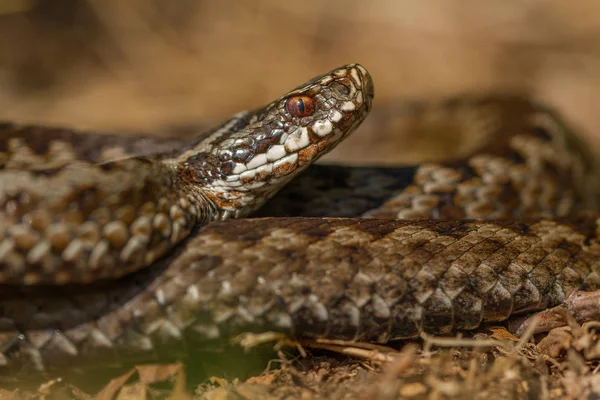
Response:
[286, 96, 316, 118]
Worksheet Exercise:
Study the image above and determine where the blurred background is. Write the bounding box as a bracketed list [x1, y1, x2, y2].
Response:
[1, 0, 600, 163]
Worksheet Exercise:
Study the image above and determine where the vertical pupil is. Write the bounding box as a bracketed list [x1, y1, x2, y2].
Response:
[297, 99, 305, 114]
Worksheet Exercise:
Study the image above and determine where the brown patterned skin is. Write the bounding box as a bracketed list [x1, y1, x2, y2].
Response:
[1, 70, 600, 373]
[2, 215, 599, 372]
[0, 64, 373, 286]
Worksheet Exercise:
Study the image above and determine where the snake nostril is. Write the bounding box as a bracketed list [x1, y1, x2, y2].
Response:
[330, 81, 351, 96]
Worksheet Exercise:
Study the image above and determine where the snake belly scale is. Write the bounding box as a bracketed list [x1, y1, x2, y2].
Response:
[1, 63, 600, 373]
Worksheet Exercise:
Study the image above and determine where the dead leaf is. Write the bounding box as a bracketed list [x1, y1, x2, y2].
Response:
[95, 368, 136, 400]
[136, 363, 183, 384]
[114, 382, 146, 400]
[245, 372, 278, 386]
[536, 327, 573, 359]
[488, 326, 519, 341]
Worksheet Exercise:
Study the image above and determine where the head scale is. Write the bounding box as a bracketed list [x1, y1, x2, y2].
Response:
[181, 63, 374, 220]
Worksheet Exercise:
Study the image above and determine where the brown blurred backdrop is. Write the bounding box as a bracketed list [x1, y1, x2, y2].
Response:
[1, 0, 600, 163]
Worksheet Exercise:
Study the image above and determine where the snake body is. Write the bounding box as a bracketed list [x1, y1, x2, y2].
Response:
[1, 64, 600, 373]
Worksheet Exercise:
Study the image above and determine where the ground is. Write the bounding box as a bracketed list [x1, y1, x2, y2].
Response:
[5, 320, 600, 399]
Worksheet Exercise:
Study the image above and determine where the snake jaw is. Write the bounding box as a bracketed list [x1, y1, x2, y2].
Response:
[185, 64, 374, 218]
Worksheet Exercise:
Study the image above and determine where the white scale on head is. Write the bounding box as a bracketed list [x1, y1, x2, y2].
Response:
[273, 153, 298, 171]
[312, 120, 333, 137]
[266, 145, 286, 162]
[340, 101, 356, 111]
[246, 153, 267, 170]
[284, 127, 310, 152]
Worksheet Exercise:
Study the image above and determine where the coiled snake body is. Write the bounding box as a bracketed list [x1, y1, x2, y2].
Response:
[1, 64, 600, 373]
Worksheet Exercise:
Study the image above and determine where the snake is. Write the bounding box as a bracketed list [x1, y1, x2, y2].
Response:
[1, 63, 600, 375]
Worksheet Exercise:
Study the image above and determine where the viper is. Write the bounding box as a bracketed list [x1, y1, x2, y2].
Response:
[1, 64, 599, 373]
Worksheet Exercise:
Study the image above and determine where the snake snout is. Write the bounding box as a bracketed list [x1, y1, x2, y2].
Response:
[365, 74, 374, 101]
[349, 63, 374, 110]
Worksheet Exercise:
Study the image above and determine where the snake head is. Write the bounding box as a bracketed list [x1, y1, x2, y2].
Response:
[180, 63, 374, 220]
